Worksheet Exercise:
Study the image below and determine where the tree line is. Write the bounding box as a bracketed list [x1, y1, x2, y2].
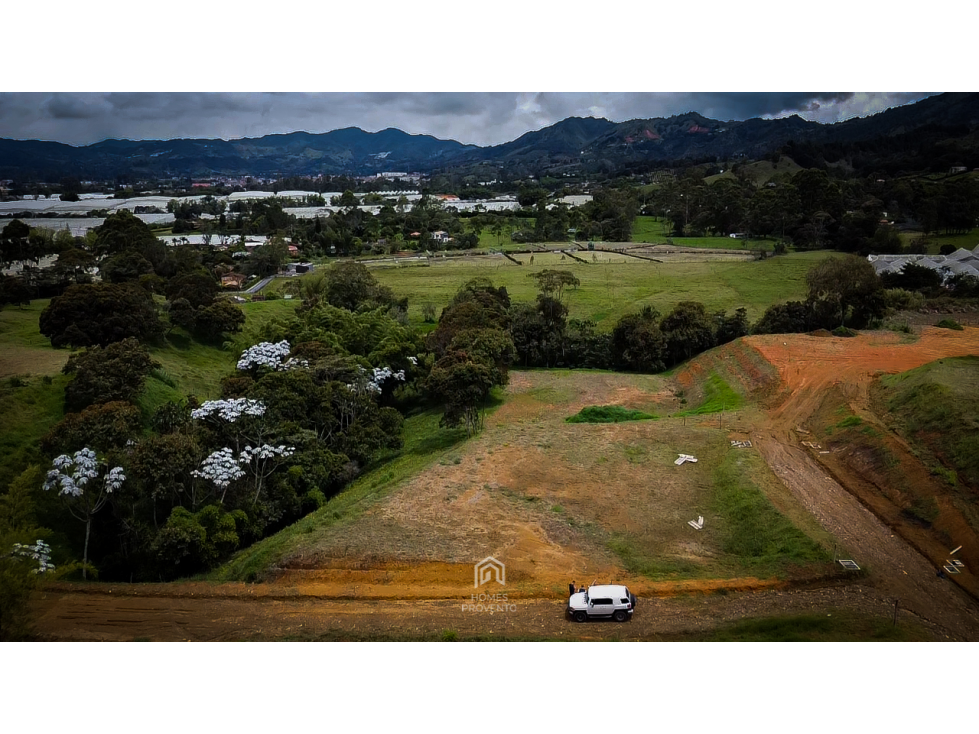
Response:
[646, 167, 979, 253]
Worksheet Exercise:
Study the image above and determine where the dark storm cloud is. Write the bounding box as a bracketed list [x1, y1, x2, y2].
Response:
[0, 92, 935, 147]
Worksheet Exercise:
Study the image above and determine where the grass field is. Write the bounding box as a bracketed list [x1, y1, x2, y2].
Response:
[631, 216, 778, 251]
[0, 302, 72, 378]
[468, 215, 779, 251]
[373, 250, 830, 329]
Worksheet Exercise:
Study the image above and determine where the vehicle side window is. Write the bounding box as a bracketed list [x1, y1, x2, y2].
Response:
[620, 598, 630, 604]
[593, 598, 613, 605]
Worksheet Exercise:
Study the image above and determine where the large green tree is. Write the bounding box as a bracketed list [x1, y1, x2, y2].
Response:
[426, 350, 496, 435]
[805, 255, 883, 327]
[40, 282, 165, 348]
[611, 306, 668, 373]
[62, 338, 159, 413]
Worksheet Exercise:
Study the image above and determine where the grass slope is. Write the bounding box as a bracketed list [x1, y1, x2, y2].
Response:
[676, 374, 744, 416]
[0, 373, 70, 490]
[877, 356, 979, 489]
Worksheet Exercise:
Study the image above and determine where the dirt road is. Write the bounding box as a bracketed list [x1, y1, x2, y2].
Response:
[746, 328, 979, 640]
[31, 580, 947, 641]
[755, 435, 979, 639]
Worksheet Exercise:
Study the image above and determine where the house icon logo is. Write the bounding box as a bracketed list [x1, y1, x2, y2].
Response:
[474, 557, 506, 588]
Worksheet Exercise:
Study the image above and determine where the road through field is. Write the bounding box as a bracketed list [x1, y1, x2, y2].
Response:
[30, 581, 947, 641]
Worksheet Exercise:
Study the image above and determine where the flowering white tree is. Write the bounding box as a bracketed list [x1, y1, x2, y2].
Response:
[236, 341, 308, 372]
[191, 444, 295, 504]
[191, 398, 267, 423]
[189, 398, 295, 505]
[43, 448, 125, 579]
[346, 365, 406, 396]
[239, 444, 296, 503]
[191, 447, 246, 504]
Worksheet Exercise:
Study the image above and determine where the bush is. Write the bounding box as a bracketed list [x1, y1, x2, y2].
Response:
[566, 406, 657, 424]
[832, 326, 857, 337]
[881, 288, 925, 313]
[935, 318, 964, 330]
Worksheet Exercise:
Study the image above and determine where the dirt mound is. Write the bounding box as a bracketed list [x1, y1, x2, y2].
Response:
[674, 337, 781, 403]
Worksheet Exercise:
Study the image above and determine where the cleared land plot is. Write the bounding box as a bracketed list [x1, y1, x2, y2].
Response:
[263, 370, 832, 600]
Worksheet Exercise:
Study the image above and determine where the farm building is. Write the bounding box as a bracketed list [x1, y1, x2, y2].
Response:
[868, 249, 979, 282]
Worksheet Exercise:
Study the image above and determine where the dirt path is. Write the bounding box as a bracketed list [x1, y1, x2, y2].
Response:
[31, 581, 945, 641]
[746, 327, 979, 640]
[754, 434, 979, 639]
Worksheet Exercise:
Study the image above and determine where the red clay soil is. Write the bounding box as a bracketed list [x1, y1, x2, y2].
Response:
[745, 327, 979, 639]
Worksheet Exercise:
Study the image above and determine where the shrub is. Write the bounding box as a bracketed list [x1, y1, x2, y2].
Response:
[566, 406, 657, 424]
[881, 288, 925, 313]
[832, 326, 857, 337]
[935, 318, 964, 331]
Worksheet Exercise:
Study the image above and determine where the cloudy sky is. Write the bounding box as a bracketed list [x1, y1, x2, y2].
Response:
[0, 92, 935, 148]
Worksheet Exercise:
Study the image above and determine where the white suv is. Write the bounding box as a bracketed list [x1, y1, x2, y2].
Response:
[567, 584, 637, 622]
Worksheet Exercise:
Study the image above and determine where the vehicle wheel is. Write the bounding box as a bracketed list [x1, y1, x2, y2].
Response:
[613, 610, 628, 623]
[574, 611, 588, 623]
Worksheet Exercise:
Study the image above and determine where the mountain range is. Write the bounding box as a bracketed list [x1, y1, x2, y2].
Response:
[3, 93, 979, 181]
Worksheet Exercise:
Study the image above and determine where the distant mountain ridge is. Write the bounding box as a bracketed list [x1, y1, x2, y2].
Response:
[2, 93, 978, 180]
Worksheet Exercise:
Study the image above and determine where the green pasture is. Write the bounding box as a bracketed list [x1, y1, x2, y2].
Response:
[373, 250, 831, 329]
[632, 216, 776, 250]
